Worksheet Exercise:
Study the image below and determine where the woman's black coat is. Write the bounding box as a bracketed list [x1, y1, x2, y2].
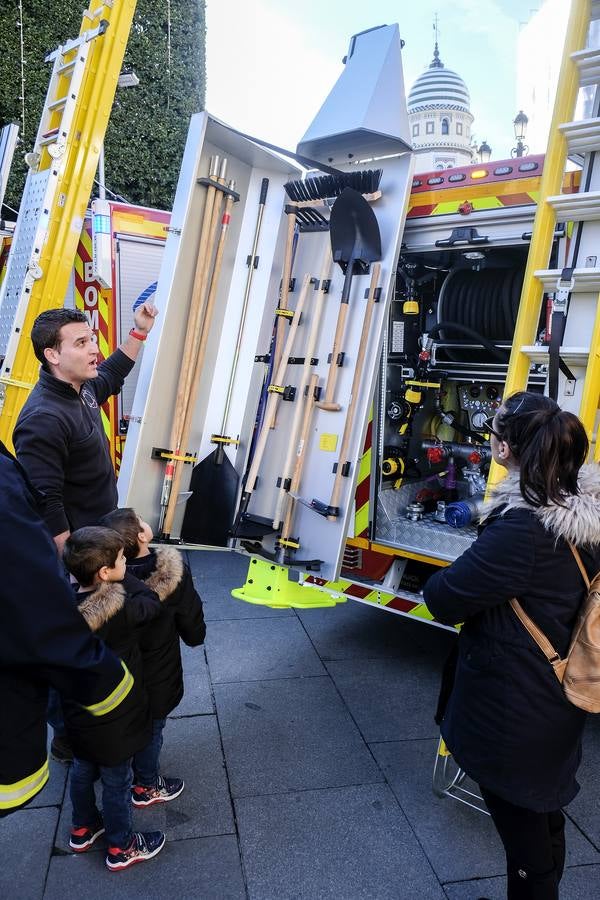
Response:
[424, 465, 600, 812]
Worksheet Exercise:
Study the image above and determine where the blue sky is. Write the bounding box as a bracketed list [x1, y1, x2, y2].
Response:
[207, 1, 545, 161]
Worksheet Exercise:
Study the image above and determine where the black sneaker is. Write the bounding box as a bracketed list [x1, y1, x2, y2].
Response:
[69, 819, 105, 852]
[131, 775, 184, 807]
[106, 831, 166, 871]
[50, 735, 73, 764]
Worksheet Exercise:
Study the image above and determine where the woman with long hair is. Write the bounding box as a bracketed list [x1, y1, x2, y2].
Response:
[424, 391, 600, 899]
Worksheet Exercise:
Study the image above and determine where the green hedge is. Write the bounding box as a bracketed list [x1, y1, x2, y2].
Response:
[0, 0, 206, 214]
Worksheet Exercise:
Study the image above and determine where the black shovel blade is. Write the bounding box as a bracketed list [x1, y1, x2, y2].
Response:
[330, 187, 382, 273]
[181, 448, 239, 546]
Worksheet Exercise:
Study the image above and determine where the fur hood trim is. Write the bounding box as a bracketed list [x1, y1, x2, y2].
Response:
[483, 463, 600, 546]
[144, 547, 184, 601]
[77, 581, 125, 631]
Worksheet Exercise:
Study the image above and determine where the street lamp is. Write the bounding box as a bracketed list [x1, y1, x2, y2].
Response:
[511, 110, 529, 158]
[97, 70, 139, 200]
[478, 140, 492, 163]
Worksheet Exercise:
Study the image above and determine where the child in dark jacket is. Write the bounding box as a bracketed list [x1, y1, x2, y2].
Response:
[101, 508, 206, 807]
[63, 526, 166, 872]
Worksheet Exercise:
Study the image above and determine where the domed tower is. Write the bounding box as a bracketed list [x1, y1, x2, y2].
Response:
[407, 39, 475, 171]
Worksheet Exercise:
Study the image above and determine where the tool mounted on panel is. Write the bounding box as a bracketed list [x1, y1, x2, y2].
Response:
[179, 177, 270, 546]
[316, 187, 382, 412]
[156, 156, 240, 540]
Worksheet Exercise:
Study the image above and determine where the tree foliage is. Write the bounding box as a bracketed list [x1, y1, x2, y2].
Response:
[0, 1, 206, 214]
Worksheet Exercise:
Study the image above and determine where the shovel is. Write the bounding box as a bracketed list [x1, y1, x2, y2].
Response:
[316, 187, 381, 412]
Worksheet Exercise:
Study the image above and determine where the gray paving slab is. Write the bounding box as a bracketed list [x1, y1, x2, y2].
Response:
[43, 834, 246, 900]
[173, 643, 214, 716]
[326, 655, 443, 742]
[214, 676, 383, 797]
[443, 864, 600, 899]
[189, 549, 293, 620]
[236, 782, 446, 900]
[206, 616, 326, 683]
[371, 738, 600, 884]
[297, 599, 456, 661]
[566, 717, 600, 849]
[0, 806, 58, 900]
[55, 715, 234, 851]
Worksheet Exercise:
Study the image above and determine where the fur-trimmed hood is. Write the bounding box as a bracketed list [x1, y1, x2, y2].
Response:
[144, 547, 184, 601]
[483, 463, 600, 546]
[77, 581, 125, 631]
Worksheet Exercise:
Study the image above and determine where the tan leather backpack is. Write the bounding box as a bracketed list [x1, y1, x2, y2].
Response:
[511, 543, 600, 714]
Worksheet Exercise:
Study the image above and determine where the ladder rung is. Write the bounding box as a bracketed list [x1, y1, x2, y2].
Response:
[535, 268, 600, 293]
[47, 96, 68, 112]
[559, 118, 600, 153]
[520, 345, 589, 367]
[39, 130, 61, 146]
[56, 59, 77, 76]
[547, 190, 600, 222]
[572, 47, 600, 87]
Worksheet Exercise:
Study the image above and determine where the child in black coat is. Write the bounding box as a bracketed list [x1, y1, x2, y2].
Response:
[101, 508, 206, 807]
[63, 526, 166, 871]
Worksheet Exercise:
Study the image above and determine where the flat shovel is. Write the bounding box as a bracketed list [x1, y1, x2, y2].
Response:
[316, 187, 381, 411]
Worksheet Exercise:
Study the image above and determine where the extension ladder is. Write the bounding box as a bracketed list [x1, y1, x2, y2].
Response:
[439, 0, 600, 814]
[0, 0, 137, 448]
[500, 0, 600, 459]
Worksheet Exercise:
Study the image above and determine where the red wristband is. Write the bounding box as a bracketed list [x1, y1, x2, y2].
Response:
[129, 327, 147, 342]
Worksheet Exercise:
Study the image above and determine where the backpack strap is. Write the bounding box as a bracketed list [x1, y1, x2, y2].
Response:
[568, 542, 591, 589]
[509, 598, 563, 669]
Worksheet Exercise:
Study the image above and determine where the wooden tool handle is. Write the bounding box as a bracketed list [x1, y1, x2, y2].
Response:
[328, 263, 381, 521]
[272, 245, 332, 528]
[315, 301, 349, 411]
[162, 192, 235, 536]
[244, 273, 311, 499]
[281, 372, 319, 541]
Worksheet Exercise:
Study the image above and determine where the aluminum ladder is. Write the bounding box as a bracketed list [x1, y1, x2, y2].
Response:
[0, 0, 137, 448]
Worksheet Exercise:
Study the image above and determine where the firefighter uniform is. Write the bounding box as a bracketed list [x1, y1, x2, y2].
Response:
[0, 443, 134, 814]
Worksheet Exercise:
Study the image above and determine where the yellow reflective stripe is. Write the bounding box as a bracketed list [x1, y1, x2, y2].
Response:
[83, 661, 134, 717]
[0, 759, 49, 810]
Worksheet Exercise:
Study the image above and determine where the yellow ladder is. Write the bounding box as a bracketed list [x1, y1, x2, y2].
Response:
[487, 0, 600, 482]
[0, 0, 137, 448]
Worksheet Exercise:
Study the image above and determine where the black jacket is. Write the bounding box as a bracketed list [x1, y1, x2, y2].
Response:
[13, 349, 134, 536]
[127, 548, 206, 718]
[424, 465, 600, 812]
[0, 443, 133, 813]
[63, 572, 161, 766]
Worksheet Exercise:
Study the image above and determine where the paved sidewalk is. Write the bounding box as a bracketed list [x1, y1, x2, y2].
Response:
[2, 549, 600, 899]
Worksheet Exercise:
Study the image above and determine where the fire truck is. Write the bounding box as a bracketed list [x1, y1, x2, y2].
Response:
[1, 2, 598, 632]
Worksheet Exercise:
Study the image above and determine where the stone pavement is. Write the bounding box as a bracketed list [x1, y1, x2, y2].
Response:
[2, 549, 600, 899]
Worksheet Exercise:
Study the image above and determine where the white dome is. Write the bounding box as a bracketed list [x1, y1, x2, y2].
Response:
[408, 46, 470, 113]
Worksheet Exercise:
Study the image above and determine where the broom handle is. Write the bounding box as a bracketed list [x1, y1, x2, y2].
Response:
[168, 156, 221, 457]
[244, 273, 311, 498]
[219, 177, 269, 436]
[161, 186, 236, 537]
[272, 244, 332, 528]
[158, 156, 221, 532]
[280, 372, 320, 542]
[328, 263, 381, 521]
[271, 211, 297, 379]
[315, 261, 355, 411]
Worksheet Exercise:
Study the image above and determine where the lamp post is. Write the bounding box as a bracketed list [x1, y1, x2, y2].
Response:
[511, 110, 529, 158]
[478, 140, 492, 164]
[97, 70, 139, 200]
